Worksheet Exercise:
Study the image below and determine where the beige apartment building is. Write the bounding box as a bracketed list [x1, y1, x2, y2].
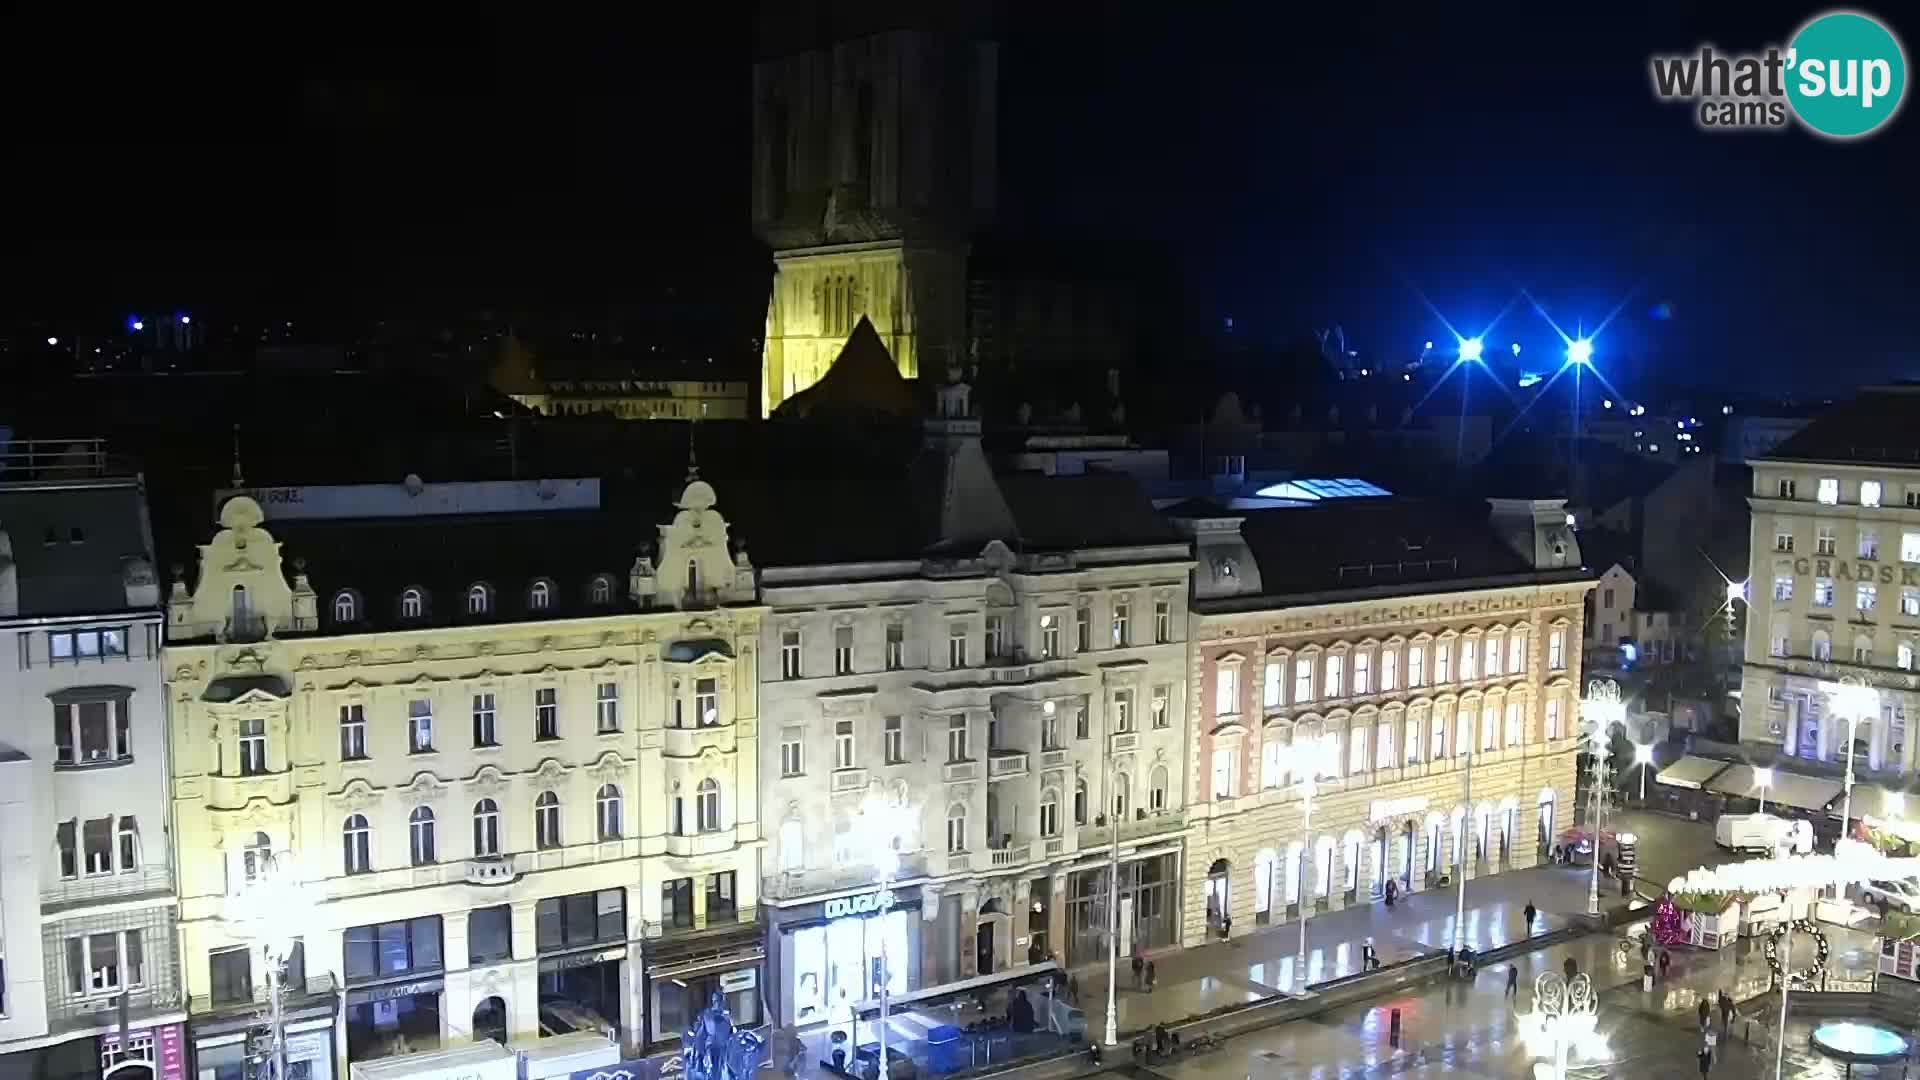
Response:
[1174, 497, 1593, 964]
[162, 475, 764, 1080]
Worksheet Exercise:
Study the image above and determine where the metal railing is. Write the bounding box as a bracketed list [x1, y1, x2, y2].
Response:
[1075, 808, 1188, 851]
[0, 438, 118, 478]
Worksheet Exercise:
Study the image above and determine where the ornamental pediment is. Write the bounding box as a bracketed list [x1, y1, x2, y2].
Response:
[405, 771, 449, 801]
[330, 778, 381, 812]
[588, 751, 627, 782]
[467, 765, 510, 797]
[532, 758, 569, 787]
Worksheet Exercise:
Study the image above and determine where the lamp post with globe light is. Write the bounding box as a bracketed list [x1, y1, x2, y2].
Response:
[1823, 676, 1881, 898]
[1582, 680, 1627, 916]
[848, 791, 916, 1080]
[224, 851, 314, 1080]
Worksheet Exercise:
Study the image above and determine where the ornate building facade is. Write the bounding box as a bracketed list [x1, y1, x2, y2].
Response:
[162, 475, 764, 1080]
[1176, 498, 1593, 962]
[0, 472, 182, 1080]
[754, 392, 1191, 1026]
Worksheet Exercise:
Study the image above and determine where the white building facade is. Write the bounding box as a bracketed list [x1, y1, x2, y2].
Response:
[0, 474, 184, 1080]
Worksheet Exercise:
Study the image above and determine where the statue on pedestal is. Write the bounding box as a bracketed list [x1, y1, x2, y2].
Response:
[682, 992, 764, 1080]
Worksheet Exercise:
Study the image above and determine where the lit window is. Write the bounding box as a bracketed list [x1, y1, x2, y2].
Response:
[333, 591, 357, 623]
[1381, 647, 1398, 691]
[1547, 631, 1564, 671]
[535, 791, 562, 848]
[1459, 640, 1477, 681]
[409, 807, 436, 866]
[1818, 477, 1840, 505]
[1861, 530, 1880, 560]
[1863, 480, 1883, 507]
[597, 785, 623, 840]
[1354, 651, 1372, 694]
[1901, 643, 1915, 671]
[342, 814, 371, 874]
[1408, 645, 1426, 687]
[1858, 583, 1878, 613]
[1325, 653, 1344, 697]
[529, 579, 552, 610]
[1904, 589, 1920, 617]
[781, 630, 802, 679]
[1294, 657, 1314, 702]
[1212, 746, 1237, 800]
[467, 584, 490, 615]
[1215, 663, 1239, 716]
[1774, 576, 1794, 602]
[1264, 660, 1282, 707]
[473, 799, 501, 855]
[401, 588, 425, 619]
[1815, 578, 1835, 607]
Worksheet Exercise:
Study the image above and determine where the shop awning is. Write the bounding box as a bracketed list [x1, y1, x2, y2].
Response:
[1708, 765, 1842, 813]
[1832, 783, 1918, 821]
[1655, 756, 1732, 790]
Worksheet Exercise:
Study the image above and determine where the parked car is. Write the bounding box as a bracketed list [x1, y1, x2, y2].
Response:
[1860, 879, 1920, 913]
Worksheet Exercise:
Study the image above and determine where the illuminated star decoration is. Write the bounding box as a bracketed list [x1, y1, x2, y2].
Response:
[1518, 971, 1608, 1071]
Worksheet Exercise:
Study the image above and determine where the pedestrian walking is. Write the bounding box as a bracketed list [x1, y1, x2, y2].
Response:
[1130, 944, 1145, 990]
[1522, 901, 1537, 934]
[1697, 999, 1711, 1031]
[1659, 949, 1672, 982]
[1700, 1028, 1718, 1074]
[1068, 973, 1081, 1005]
[1145, 960, 1157, 992]
[1718, 989, 1735, 1033]
[1385, 878, 1397, 909]
[1563, 956, 1578, 982]
[1506, 965, 1520, 998]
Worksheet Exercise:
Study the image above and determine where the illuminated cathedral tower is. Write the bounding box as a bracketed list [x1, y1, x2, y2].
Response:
[752, 2, 997, 416]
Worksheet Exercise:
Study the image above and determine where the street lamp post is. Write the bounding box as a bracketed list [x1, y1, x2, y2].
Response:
[1295, 733, 1340, 985]
[1454, 749, 1472, 956]
[1824, 677, 1880, 839]
[1104, 753, 1120, 1048]
[1754, 767, 1774, 816]
[850, 793, 915, 1080]
[225, 853, 313, 1080]
[1582, 680, 1626, 916]
[1635, 743, 1655, 804]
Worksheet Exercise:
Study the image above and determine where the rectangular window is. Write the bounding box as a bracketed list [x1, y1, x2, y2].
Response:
[1354, 651, 1371, 694]
[1815, 578, 1836, 607]
[1436, 642, 1453, 683]
[1771, 628, 1790, 657]
[1774, 576, 1795, 602]
[984, 616, 1005, 660]
[1863, 480, 1884, 507]
[1114, 690, 1134, 733]
[884, 716, 904, 763]
[834, 626, 854, 675]
[1484, 637, 1502, 677]
[1545, 699, 1562, 739]
[1459, 640, 1477, 681]
[1818, 477, 1840, 505]
[947, 715, 969, 761]
[340, 704, 367, 759]
[1325, 653, 1344, 698]
[1405, 714, 1422, 765]
[1408, 645, 1426, 687]
[67, 930, 143, 996]
[534, 687, 559, 740]
[1818, 526, 1838, 555]
[1504, 702, 1523, 747]
[1076, 607, 1092, 652]
[1215, 664, 1239, 716]
[408, 699, 434, 753]
[1042, 705, 1061, 749]
[1602, 588, 1615, 609]
[1776, 527, 1795, 552]
[694, 678, 718, 726]
[1294, 657, 1314, 702]
[885, 623, 905, 669]
[1905, 532, 1920, 564]
[1154, 599, 1171, 644]
[1909, 486, 1920, 509]
[57, 820, 77, 878]
[467, 905, 513, 966]
[238, 718, 267, 775]
[1480, 705, 1497, 752]
[835, 720, 856, 769]
[1075, 703, 1090, 740]
[1858, 583, 1878, 613]
[1862, 529, 1881, 560]
[1507, 632, 1525, 673]
[1112, 602, 1131, 647]
[1904, 589, 1920, 617]
[1375, 721, 1392, 769]
[661, 878, 694, 929]
[1855, 641, 1874, 664]
[1039, 614, 1059, 659]
[1152, 686, 1170, 729]
[1347, 727, 1366, 774]
[1431, 714, 1447, 761]
[1211, 747, 1236, 800]
[209, 946, 252, 1005]
[1381, 648, 1398, 691]
[1263, 661, 1281, 707]
[948, 624, 968, 668]
[1547, 631, 1565, 671]
[780, 735, 803, 777]
[596, 682, 620, 732]
[472, 693, 497, 746]
[535, 889, 625, 951]
[1814, 635, 1833, 661]
[781, 630, 802, 679]
[83, 817, 113, 875]
[1778, 478, 1797, 499]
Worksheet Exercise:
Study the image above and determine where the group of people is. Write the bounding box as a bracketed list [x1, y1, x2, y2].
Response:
[1693, 989, 1738, 1074]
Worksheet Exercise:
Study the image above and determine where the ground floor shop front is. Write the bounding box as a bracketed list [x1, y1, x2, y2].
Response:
[0, 1020, 191, 1080]
[638, 922, 764, 1049]
[1179, 746, 1578, 948]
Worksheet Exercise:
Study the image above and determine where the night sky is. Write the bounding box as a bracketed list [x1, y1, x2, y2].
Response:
[6, 1, 1913, 393]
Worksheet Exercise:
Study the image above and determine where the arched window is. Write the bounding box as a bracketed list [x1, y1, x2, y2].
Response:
[409, 807, 436, 865]
[231, 584, 252, 626]
[1073, 778, 1089, 825]
[779, 818, 804, 871]
[590, 575, 614, 605]
[1150, 766, 1169, 812]
[343, 814, 371, 874]
[401, 588, 425, 619]
[333, 591, 357, 623]
[473, 799, 501, 856]
[687, 559, 701, 595]
[1112, 772, 1131, 820]
[946, 803, 968, 853]
[696, 779, 721, 832]
[529, 579, 552, 611]
[1039, 788, 1060, 837]
[534, 791, 562, 849]
[243, 831, 271, 883]
[467, 584, 491, 615]
[1812, 629, 1832, 661]
[596, 784, 623, 840]
[116, 817, 140, 873]
[1342, 831, 1362, 891]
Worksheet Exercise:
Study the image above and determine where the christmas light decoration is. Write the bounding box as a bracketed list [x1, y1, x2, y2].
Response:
[1668, 838, 1917, 895]
[1765, 919, 1830, 987]
[1518, 971, 1607, 1080]
[1650, 895, 1688, 946]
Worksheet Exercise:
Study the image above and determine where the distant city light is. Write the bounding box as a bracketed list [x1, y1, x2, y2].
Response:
[1566, 338, 1594, 365]
[1458, 337, 1485, 362]
[1511, 342, 1522, 357]
[1359, 368, 1369, 376]
[1424, 340, 1434, 350]
[179, 315, 192, 325]
[1722, 404, 1734, 415]
[1649, 443, 1659, 452]
[1602, 399, 1613, 409]
[1727, 580, 1747, 603]
[1677, 420, 1685, 429]
[1403, 373, 1412, 381]
[46, 336, 58, 346]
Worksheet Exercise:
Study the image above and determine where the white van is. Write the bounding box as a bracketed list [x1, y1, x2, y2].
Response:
[1716, 813, 1788, 853]
[351, 1040, 520, 1080]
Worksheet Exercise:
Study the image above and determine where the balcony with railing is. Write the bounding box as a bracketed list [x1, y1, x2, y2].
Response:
[43, 864, 176, 913]
[1075, 807, 1188, 851]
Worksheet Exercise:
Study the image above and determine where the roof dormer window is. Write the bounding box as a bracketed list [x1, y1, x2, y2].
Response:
[467, 584, 492, 616]
[529, 579, 553, 611]
[332, 590, 358, 624]
[590, 575, 614, 605]
[401, 587, 426, 620]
